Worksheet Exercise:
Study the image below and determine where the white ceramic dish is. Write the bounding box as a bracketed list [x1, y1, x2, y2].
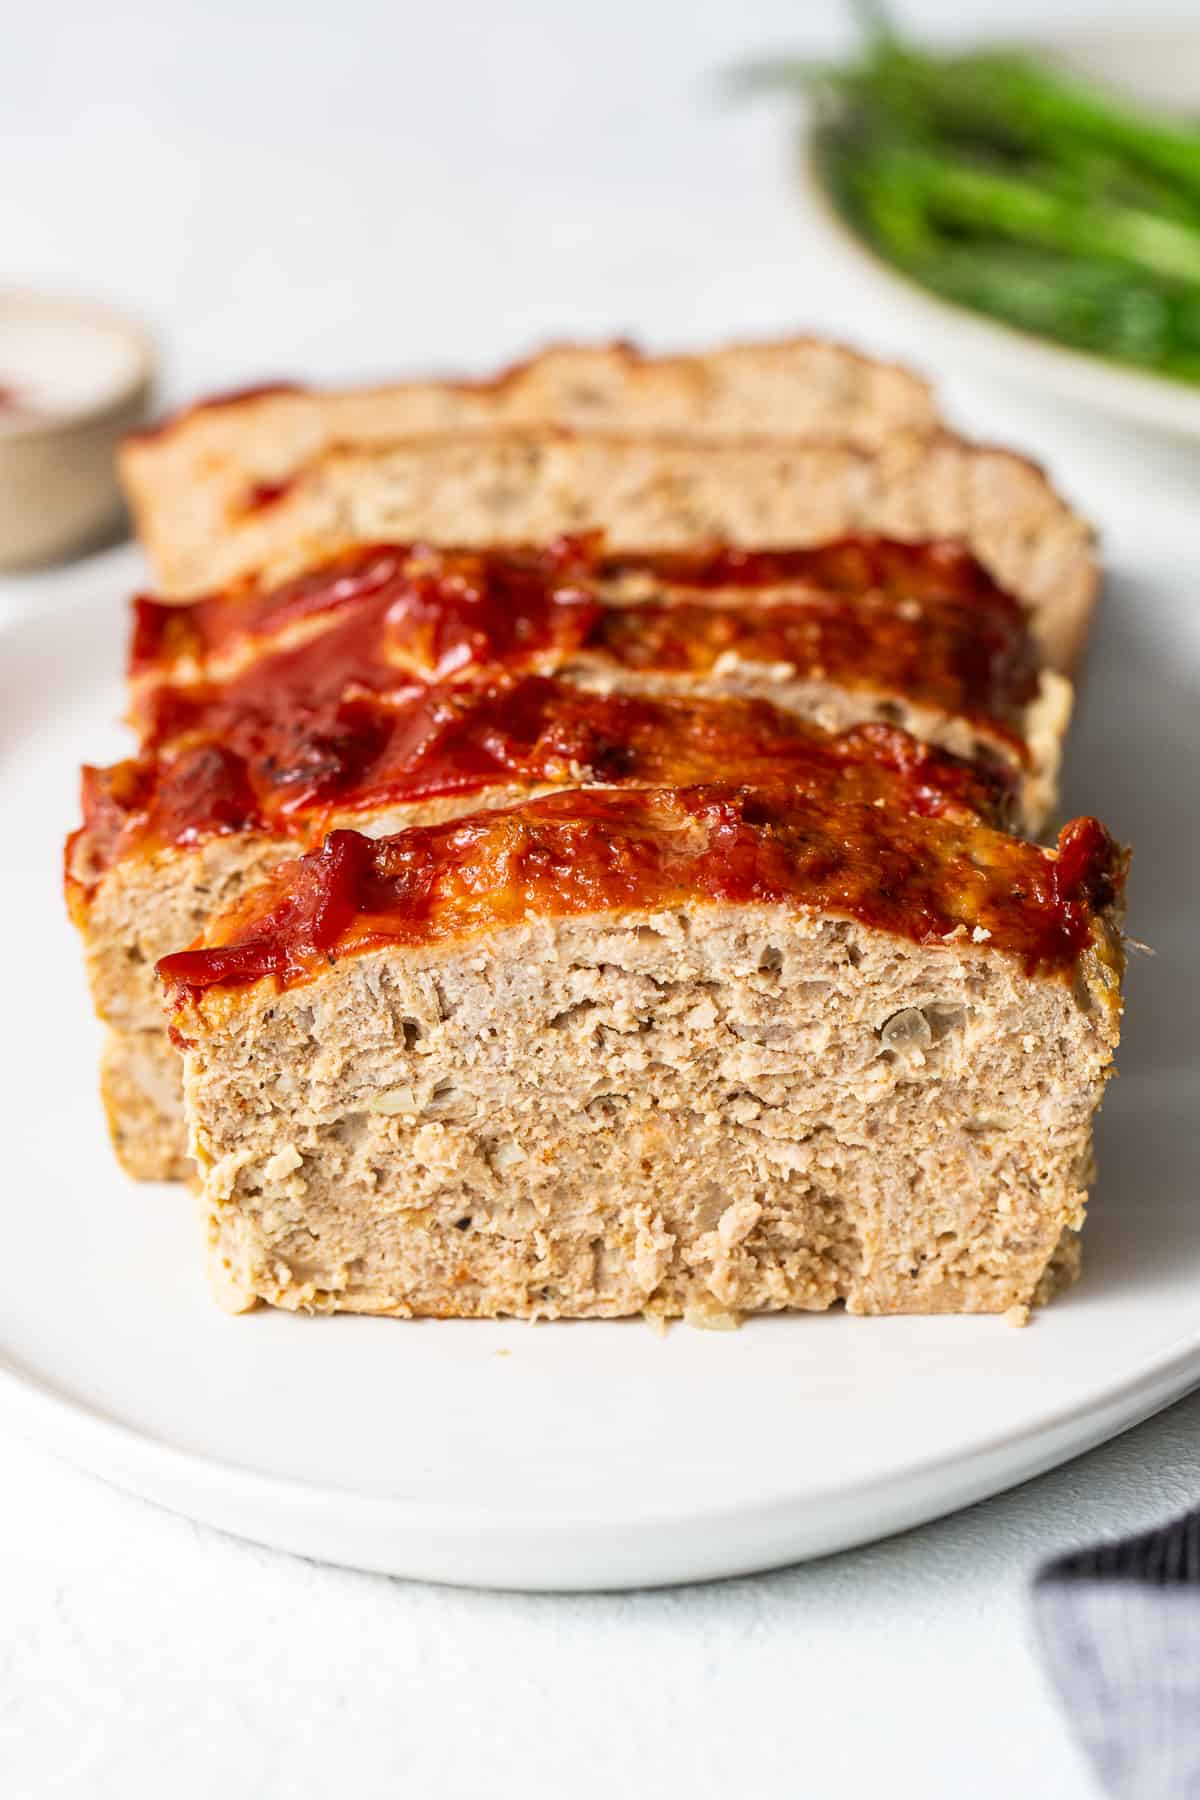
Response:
[0, 293, 155, 567]
[796, 26, 1200, 439]
[0, 547, 1193, 1591]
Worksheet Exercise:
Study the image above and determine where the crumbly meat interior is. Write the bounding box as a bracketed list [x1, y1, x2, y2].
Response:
[100, 1026, 192, 1183]
[184, 903, 1120, 1320]
[72, 793, 520, 1177]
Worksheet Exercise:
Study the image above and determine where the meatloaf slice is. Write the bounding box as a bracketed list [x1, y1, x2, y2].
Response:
[68, 682, 1011, 1179]
[122, 428, 1097, 673]
[159, 790, 1126, 1319]
[119, 336, 939, 588]
[128, 537, 1069, 836]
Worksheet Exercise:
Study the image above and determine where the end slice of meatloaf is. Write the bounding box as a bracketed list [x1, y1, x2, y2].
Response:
[158, 789, 1126, 1320]
[67, 680, 1013, 1179]
[123, 427, 1097, 673]
[128, 537, 1071, 837]
[119, 335, 940, 590]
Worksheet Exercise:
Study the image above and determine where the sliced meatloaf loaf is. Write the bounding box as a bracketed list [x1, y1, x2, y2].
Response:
[69, 679, 1011, 1180]
[120, 336, 939, 588]
[159, 789, 1126, 1319]
[69, 531, 1065, 1176]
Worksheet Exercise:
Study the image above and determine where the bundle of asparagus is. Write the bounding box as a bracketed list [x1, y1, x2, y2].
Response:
[734, 6, 1200, 384]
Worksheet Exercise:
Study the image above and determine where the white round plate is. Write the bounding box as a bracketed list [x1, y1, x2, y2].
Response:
[796, 27, 1200, 439]
[0, 549, 1194, 1591]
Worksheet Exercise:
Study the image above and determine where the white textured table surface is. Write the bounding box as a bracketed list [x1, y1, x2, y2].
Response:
[4, 2, 1198, 1794]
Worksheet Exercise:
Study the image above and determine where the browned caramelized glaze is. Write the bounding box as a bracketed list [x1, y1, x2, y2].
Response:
[69, 678, 1015, 898]
[590, 598, 1033, 750]
[127, 539, 601, 678]
[158, 791, 1125, 1003]
[128, 536, 1038, 754]
[601, 538, 1014, 605]
[127, 540, 597, 684]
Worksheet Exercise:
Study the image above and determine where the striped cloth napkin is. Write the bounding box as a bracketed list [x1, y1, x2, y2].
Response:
[1034, 1507, 1200, 1798]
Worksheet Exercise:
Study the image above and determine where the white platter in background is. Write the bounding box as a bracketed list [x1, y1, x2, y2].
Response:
[796, 27, 1200, 439]
[0, 547, 1194, 1591]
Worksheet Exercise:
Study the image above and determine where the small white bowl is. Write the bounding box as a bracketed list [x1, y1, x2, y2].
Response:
[796, 25, 1200, 440]
[0, 291, 156, 567]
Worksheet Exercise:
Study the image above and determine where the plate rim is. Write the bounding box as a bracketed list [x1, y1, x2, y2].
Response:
[5, 1324, 1200, 1589]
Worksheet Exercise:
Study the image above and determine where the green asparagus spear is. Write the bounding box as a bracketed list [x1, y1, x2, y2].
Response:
[854, 147, 1200, 285]
[733, 12, 1200, 385]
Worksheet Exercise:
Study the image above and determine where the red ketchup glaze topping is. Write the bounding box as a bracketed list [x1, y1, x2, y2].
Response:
[157, 792, 1126, 1003]
[71, 534, 1043, 897]
[128, 535, 1037, 751]
[128, 539, 600, 681]
[592, 594, 1034, 752]
[602, 538, 1019, 608]
[69, 677, 1016, 897]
